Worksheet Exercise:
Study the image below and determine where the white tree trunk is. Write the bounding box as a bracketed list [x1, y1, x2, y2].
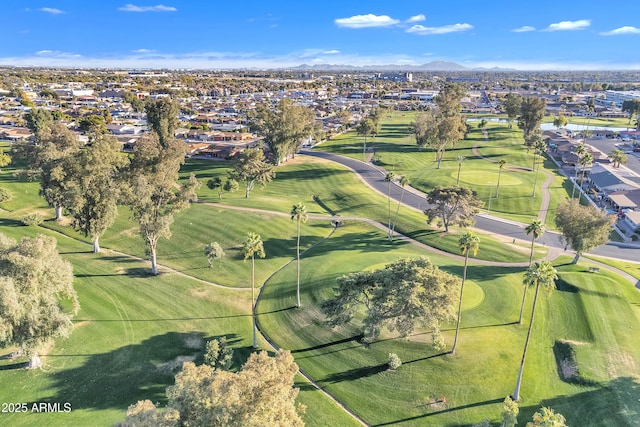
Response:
[55, 205, 63, 221]
[27, 353, 42, 369]
[93, 236, 100, 253]
[150, 247, 158, 275]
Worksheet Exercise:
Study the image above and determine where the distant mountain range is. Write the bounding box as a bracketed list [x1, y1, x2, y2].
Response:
[287, 61, 516, 72]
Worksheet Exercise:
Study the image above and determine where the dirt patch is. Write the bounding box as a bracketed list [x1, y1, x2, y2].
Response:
[190, 287, 210, 298]
[74, 321, 90, 329]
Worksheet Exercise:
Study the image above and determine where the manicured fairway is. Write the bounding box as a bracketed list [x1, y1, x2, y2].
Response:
[177, 156, 542, 263]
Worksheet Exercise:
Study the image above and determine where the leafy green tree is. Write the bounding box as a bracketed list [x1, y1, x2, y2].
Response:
[513, 261, 558, 401]
[118, 350, 304, 427]
[204, 242, 225, 268]
[145, 97, 180, 147]
[552, 114, 568, 130]
[126, 133, 199, 275]
[0, 233, 79, 369]
[242, 232, 266, 348]
[555, 201, 615, 264]
[526, 407, 567, 426]
[456, 156, 466, 186]
[424, 187, 484, 232]
[356, 118, 377, 159]
[518, 97, 546, 143]
[503, 93, 522, 129]
[501, 396, 519, 427]
[122, 91, 145, 112]
[496, 159, 507, 199]
[290, 203, 308, 308]
[250, 99, 314, 165]
[519, 219, 545, 323]
[203, 337, 233, 370]
[223, 178, 239, 196]
[24, 108, 53, 142]
[324, 257, 459, 347]
[33, 122, 82, 220]
[621, 98, 640, 128]
[608, 148, 628, 168]
[477, 118, 487, 129]
[385, 172, 395, 241]
[78, 114, 107, 135]
[64, 134, 128, 252]
[411, 83, 466, 168]
[207, 176, 223, 199]
[229, 148, 274, 198]
[390, 175, 410, 239]
[451, 232, 480, 354]
[39, 87, 60, 100]
[0, 151, 11, 173]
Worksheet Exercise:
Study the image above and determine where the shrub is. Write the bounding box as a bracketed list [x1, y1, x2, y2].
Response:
[204, 337, 234, 370]
[388, 353, 401, 370]
[21, 213, 44, 226]
[0, 187, 11, 203]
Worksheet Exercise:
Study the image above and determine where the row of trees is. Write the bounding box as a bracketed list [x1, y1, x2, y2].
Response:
[22, 98, 199, 274]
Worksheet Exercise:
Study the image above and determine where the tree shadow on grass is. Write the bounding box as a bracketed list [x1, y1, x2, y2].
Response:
[516, 377, 640, 427]
[321, 363, 388, 384]
[48, 332, 242, 412]
[372, 397, 505, 426]
[0, 218, 26, 227]
[291, 334, 364, 354]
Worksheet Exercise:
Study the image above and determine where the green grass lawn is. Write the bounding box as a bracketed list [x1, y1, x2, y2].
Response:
[2, 138, 639, 426]
[583, 255, 640, 280]
[0, 165, 360, 427]
[176, 156, 541, 263]
[256, 219, 640, 426]
[314, 116, 569, 226]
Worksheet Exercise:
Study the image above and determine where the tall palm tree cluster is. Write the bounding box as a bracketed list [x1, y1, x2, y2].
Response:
[452, 220, 557, 403]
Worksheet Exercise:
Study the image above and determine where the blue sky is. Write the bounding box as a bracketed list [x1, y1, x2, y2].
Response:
[2, 1, 640, 70]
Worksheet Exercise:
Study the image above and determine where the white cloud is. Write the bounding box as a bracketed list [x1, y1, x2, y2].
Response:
[335, 14, 400, 28]
[118, 4, 177, 12]
[512, 26, 536, 33]
[543, 19, 590, 32]
[323, 50, 340, 54]
[35, 50, 82, 58]
[407, 23, 473, 35]
[600, 26, 640, 36]
[131, 49, 157, 53]
[39, 7, 65, 14]
[407, 14, 426, 23]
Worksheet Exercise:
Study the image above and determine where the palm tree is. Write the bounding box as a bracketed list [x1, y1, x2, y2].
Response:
[456, 156, 466, 185]
[242, 232, 266, 348]
[531, 139, 546, 197]
[496, 159, 507, 199]
[390, 175, 410, 239]
[570, 144, 586, 200]
[385, 172, 395, 241]
[290, 202, 308, 308]
[513, 260, 558, 401]
[452, 232, 480, 354]
[577, 152, 593, 192]
[608, 149, 628, 168]
[518, 219, 544, 324]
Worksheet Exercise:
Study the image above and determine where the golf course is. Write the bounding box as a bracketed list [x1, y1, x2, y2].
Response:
[1, 115, 639, 426]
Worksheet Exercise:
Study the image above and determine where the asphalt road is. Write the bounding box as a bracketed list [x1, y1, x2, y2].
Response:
[302, 149, 640, 262]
